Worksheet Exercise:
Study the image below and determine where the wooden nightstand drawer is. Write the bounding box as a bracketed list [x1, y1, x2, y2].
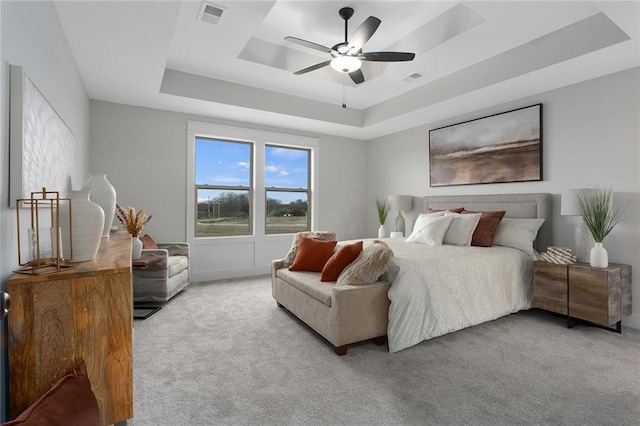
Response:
[569, 263, 631, 327]
[533, 262, 568, 315]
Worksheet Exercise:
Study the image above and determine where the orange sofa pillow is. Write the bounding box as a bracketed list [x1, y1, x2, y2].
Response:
[321, 241, 363, 282]
[288, 236, 337, 272]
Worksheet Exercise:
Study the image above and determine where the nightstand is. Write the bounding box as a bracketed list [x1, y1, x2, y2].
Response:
[533, 261, 632, 332]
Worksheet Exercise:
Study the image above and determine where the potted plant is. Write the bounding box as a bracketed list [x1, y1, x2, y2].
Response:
[575, 187, 626, 268]
[375, 197, 389, 238]
[115, 205, 152, 259]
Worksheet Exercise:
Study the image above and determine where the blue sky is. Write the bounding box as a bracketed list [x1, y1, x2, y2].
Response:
[196, 138, 308, 202]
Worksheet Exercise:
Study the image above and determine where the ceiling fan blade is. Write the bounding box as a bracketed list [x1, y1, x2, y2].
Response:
[346, 16, 381, 53]
[349, 69, 365, 85]
[359, 51, 416, 62]
[294, 60, 332, 75]
[285, 36, 336, 55]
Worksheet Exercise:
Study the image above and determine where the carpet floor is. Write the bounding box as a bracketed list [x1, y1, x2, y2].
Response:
[129, 276, 640, 426]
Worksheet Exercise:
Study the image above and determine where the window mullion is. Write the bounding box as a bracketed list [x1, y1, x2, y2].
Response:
[254, 140, 266, 237]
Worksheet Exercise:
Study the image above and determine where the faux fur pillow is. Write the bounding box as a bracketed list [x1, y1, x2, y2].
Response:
[336, 240, 393, 286]
[282, 231, 337, 267]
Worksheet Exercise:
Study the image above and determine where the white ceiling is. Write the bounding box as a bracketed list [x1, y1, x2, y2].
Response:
[53, 0, 640, 140]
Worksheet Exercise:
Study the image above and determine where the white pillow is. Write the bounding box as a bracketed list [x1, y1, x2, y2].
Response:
[443, 212, 481, 246]
[410, 211, 445, 236]
[492, 218, 545, 254]
[405, 215, 455, 246]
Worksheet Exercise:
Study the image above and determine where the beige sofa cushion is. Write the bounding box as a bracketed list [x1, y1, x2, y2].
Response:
[276, 269, 333, 307]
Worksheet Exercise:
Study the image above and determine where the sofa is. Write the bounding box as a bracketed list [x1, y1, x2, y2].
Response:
[132, 241, 190, 303]
[271, 259, 391, 355]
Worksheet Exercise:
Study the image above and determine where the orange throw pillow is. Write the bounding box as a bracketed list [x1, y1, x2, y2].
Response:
[140, 234, 158, 249]
[288, 236, 337, 272]
[462, 210, 506, 247]
[321, 241, 363, 282]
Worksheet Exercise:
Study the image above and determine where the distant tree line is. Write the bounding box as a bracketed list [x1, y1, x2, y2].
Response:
[197, 192, 307, 219]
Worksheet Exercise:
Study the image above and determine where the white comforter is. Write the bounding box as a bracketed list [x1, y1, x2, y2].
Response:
[378, 239, 534, 353]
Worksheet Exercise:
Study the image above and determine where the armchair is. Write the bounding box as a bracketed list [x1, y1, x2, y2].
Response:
[132, 242, 190, 303]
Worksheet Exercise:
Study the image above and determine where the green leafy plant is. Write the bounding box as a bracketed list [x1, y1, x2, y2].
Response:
[375, 197, 389, 226]
[575, 187, 627, 243]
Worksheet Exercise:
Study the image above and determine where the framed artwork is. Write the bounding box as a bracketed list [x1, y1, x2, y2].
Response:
[429, 104, 542, 187]
[10, 65, 75, 206]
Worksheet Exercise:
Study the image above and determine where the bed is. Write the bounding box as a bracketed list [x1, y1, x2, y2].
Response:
[382, 193, 551, 352]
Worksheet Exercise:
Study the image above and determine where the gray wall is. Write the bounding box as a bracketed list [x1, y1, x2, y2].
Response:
[0, 1, 90, 420]
[89, 101, 369, 279]
[366, 67, 640, 328]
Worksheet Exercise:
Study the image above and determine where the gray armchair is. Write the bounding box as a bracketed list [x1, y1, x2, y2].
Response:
[132, 242, 190, 303]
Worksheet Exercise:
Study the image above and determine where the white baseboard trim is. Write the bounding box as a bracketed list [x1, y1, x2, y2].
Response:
[623, 313, 640, 330]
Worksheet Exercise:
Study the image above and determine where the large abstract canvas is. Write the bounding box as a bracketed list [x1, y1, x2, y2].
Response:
[10, 65, 75, 206]
[429, 104, 542, 187]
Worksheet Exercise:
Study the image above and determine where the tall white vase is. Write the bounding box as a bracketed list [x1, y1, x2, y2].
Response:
[378, 225, 386, 238]
[82, 174, 116, 238]
[590, 242, 608, 268]
[60, 191, 105, 262]
[131, 235, 143, 260]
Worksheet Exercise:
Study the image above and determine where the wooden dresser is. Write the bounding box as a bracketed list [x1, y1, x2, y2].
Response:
[7, 234, 133, 425]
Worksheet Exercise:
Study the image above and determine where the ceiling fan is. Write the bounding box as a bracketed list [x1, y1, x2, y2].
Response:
[285, 7, 415, 85]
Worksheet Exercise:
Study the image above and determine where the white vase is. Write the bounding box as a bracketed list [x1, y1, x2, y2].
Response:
[131, 235, 143, 260]
[60, 191, 105, 262]
[590, 242, 608, 268]
[378, 225, 386, 238]
[82, 174, 116, 238]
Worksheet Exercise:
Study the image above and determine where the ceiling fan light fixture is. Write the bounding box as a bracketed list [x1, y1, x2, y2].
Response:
[330, 56, 362, 73]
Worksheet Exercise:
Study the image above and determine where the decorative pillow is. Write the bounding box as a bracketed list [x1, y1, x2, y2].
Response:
[4, 359, 101, 426]
[140, 234, 158, 249]
[405, 215, 455, 246]
[288, 236, 337, 272]
[492, 218, 545, 254]
[427, 207, 465, 214]
[336, 240, 393, 286]
[282, 231, 337, 267]
[462, 210, 506, 247]
[443, 212, 482, 246]
[321, 241, 363, 282]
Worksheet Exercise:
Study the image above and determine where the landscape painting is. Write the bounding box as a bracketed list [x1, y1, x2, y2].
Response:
[429, 104, 542, 187]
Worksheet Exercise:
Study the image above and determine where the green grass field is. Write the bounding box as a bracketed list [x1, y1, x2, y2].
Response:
[197, 216, 307, 235]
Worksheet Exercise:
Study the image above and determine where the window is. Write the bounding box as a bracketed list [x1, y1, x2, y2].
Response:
[195, 138, 252, 236]
[188, 121, 319, 240]
[265, 145, 310, 234]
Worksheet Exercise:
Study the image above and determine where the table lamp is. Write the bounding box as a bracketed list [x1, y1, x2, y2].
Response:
[388, 195, 412, 237]
[561, 189, 594, 262]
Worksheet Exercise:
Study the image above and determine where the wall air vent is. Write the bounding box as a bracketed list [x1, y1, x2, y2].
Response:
[198, 2, 226, 25]
[401, 72, 424, 83]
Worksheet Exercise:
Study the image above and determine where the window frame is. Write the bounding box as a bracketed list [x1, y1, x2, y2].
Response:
[195, 137, 254, 237]
[187, 121, 319, 245]
[265, 144, 312, 235]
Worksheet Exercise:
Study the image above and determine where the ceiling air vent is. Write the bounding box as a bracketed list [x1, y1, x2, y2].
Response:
[198, 2, 226, 25]
[401, 72, 424, 83]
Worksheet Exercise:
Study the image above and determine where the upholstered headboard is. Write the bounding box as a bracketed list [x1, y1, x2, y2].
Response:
[422, 193, 552, 253]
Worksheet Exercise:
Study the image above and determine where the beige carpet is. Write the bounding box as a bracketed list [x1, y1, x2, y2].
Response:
[129, 275, 640, 425]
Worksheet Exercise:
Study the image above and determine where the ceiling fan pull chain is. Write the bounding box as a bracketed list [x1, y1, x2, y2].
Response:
[342, 76, 347, 109]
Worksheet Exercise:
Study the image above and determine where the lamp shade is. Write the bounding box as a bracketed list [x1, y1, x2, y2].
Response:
[561, 189, 593, 216]
[388, 195, 412, 212]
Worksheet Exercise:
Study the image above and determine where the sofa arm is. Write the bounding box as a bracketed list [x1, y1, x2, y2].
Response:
[271, 259, 285, 298]
[157, 242, 189, 258]
[330, 281, 391, 344]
